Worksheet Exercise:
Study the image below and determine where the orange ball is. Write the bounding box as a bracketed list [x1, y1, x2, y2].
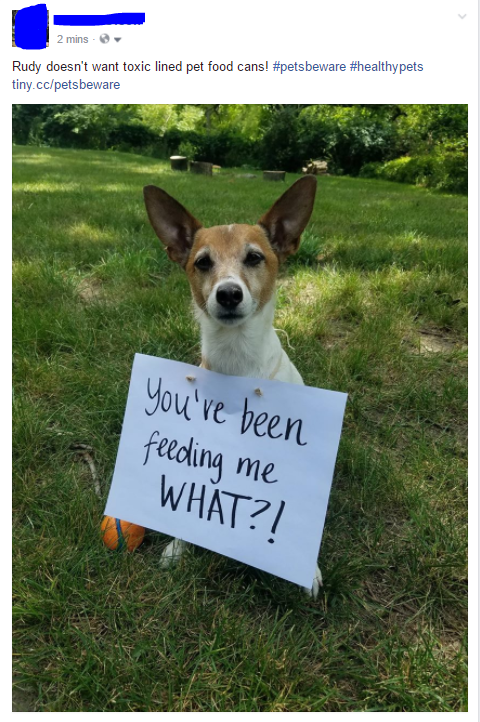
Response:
[101, 516, 145, 552]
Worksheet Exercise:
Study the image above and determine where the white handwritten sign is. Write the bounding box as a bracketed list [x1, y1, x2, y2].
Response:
[105, 354, 347, 588]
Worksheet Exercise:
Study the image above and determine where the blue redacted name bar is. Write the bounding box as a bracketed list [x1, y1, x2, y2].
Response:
[54, 13, 145, 26]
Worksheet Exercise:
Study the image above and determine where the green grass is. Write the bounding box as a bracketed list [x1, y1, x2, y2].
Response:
[13, 146, 468, 712]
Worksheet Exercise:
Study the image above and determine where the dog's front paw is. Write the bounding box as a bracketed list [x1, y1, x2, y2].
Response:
[303, 565, 323, 599]
[160, 538, 189, 568]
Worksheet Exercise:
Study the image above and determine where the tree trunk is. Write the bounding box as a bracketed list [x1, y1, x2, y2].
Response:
[190, 161, 213, 176]
[170, 156, 188, 171]
[263, 171, 286, 182]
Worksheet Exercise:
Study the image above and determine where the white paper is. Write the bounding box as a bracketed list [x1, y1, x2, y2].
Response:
[105, 354, 347, 588]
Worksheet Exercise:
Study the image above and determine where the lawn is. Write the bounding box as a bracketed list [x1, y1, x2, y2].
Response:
[12, 146, 468, 712]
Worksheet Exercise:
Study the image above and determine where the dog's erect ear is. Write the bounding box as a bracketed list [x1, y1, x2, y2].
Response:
[143, 185, 203, 267]
[258, 176, 317, 262]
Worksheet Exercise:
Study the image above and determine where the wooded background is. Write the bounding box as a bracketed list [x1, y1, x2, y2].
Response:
[12, 104, 467, 193]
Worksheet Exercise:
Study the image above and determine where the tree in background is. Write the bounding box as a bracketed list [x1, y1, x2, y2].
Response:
[396, 104, 468, 153]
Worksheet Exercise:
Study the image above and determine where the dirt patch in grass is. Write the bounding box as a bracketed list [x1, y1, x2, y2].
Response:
[419, 331, 456, 355]
[76, 277, 104, 304]
[322, 320, 351, 350]
[404, 328, 467, 356]
[12, 682, 37, 712]
[277, 276, 320, 307]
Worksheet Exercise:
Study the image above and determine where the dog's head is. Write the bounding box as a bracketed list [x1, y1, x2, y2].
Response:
[143, 176, 317, 327]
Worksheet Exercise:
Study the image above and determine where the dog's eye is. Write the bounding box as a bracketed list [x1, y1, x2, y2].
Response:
[244, 252, 264, 267]
[194, 256, 213, 271]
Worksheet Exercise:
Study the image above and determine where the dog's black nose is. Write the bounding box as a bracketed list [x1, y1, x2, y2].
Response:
[216, 283, 243, 309]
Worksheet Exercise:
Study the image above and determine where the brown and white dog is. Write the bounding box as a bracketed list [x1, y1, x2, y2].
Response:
[143, 176, 322, 597]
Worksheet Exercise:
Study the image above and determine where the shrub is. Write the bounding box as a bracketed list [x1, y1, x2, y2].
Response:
[107, 122, 158, 152]
[360, 151, 467, 193]
[12, 105, 46, 144]
[257, 105, 400, 174]
[12, 105, 144, 151]
[41, 105, 123, 149]
[177, 140, 199, 161]
[298, 105, 399, 175]
[258, 108, 303, 171]
[161, 128, 256, 166]
[395, 104, 468, 156]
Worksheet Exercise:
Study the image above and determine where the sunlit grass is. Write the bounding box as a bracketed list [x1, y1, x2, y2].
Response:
[13, 146, 467, 712]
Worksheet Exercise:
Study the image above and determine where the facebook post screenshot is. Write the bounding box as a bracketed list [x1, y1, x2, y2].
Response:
[9, 0, 477, 715]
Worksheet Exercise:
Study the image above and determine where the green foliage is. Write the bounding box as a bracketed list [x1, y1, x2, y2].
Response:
[256, 104, 467, 187]
[396, 104, 468, 154]
[12, 104, 468, 192]
[12, 104, 142, 150]
[258, 106, 303, 171]
[107, 122, 159, 153]
[160, 128, 257, 166]
[12, 104, 48, 144]
[360, 151, 468, 193]
[298, 105, 398, 174]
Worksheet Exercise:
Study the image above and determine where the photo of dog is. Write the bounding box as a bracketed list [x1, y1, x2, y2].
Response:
[144, 177, 323, 596]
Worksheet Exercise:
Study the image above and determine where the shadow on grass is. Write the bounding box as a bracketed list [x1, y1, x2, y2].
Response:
[13, 189, 467, 278]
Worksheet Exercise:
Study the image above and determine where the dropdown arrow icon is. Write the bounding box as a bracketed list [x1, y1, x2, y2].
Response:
[458, 14, 466, 19]
[114, 37, 121, 42]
